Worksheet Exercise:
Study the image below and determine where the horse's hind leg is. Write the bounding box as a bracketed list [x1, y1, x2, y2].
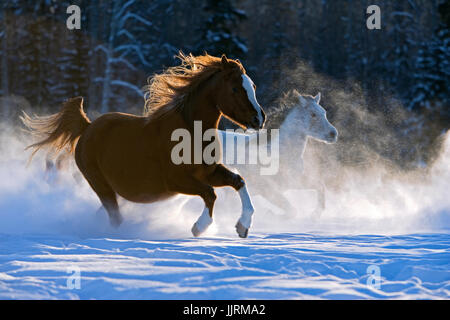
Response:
[97, 191, 123, 228]
[257, 186, 297, 217]
[77, 164, 123, 228]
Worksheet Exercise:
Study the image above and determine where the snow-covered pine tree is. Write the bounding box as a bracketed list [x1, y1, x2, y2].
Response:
[46, 1, 89, 108]
[95, 0, 155, 113]
[195, 0, 247, 58]
[381, 2, 419, 98]
[409, 0, 449, 129]
[18, 0, 55, 108]
[0, 2, 10, 116]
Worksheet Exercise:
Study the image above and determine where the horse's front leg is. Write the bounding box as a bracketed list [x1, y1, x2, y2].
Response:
[299, 174, 326, 216]
[167, 175, 217, 237]
[207, 164, 255, 238]
[191, 188, 216, 237]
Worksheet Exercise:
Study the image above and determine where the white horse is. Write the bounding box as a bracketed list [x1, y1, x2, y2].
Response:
[219, 89, 338, 216]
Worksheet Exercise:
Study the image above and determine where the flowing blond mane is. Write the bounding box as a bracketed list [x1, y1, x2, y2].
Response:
[143, 52, 244, 119]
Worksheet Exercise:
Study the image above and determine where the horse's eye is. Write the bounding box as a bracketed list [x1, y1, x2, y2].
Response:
[311, 113, 316, 118]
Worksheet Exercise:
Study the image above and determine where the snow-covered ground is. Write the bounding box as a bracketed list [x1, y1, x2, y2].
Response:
[0, 127, 449, 299]
[0, 233, 448, 299]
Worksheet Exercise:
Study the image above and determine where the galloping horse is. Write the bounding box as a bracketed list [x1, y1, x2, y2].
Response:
[21, 53, 266, 238]
[220, 89, 338, 216]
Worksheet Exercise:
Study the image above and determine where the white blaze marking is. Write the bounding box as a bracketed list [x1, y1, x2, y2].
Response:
[238, 185, 255, 229]
[241, 74, 263, 127]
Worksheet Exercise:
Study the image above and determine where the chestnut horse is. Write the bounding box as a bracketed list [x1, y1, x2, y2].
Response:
[21, 53, 266, 238]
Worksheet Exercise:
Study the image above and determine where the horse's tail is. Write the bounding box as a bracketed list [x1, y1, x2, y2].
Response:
[21, 96, 91, 163]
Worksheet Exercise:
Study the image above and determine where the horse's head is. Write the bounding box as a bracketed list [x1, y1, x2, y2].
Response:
[216, 55, 265, 130]
[285, 89, 338, 144]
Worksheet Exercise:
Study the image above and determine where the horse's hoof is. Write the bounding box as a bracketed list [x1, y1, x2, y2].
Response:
[191, 223, 202, 237]
[235, 221, 249, 238]
[110, 215, 123, 228]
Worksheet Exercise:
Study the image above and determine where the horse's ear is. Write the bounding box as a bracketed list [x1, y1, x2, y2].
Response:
[283, 89, 300, 106]
[221, 54, 229, 67]
[314, 92, 321, 103]
[298, 95, 307, 106]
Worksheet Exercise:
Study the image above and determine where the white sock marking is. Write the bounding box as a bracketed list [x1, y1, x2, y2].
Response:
[238, 185, 254, 229]
[195, 206, 213, 233]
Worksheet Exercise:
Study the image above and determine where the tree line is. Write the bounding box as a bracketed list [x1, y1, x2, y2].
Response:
[0, 0, 448, 167]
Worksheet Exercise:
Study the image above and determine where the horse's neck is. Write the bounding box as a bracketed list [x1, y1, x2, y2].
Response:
[277, 111, 309, 174]
[185, 76, 222, 130]
[280, 131, 307, 171]
[279, 110, 308, 158]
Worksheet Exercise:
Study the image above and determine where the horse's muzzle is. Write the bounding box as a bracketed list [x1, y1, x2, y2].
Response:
[327, 129, 338, 143]
[249, 112, 266, 130]
[260, 111, 266, 128]
[247, 115, 261, 130]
